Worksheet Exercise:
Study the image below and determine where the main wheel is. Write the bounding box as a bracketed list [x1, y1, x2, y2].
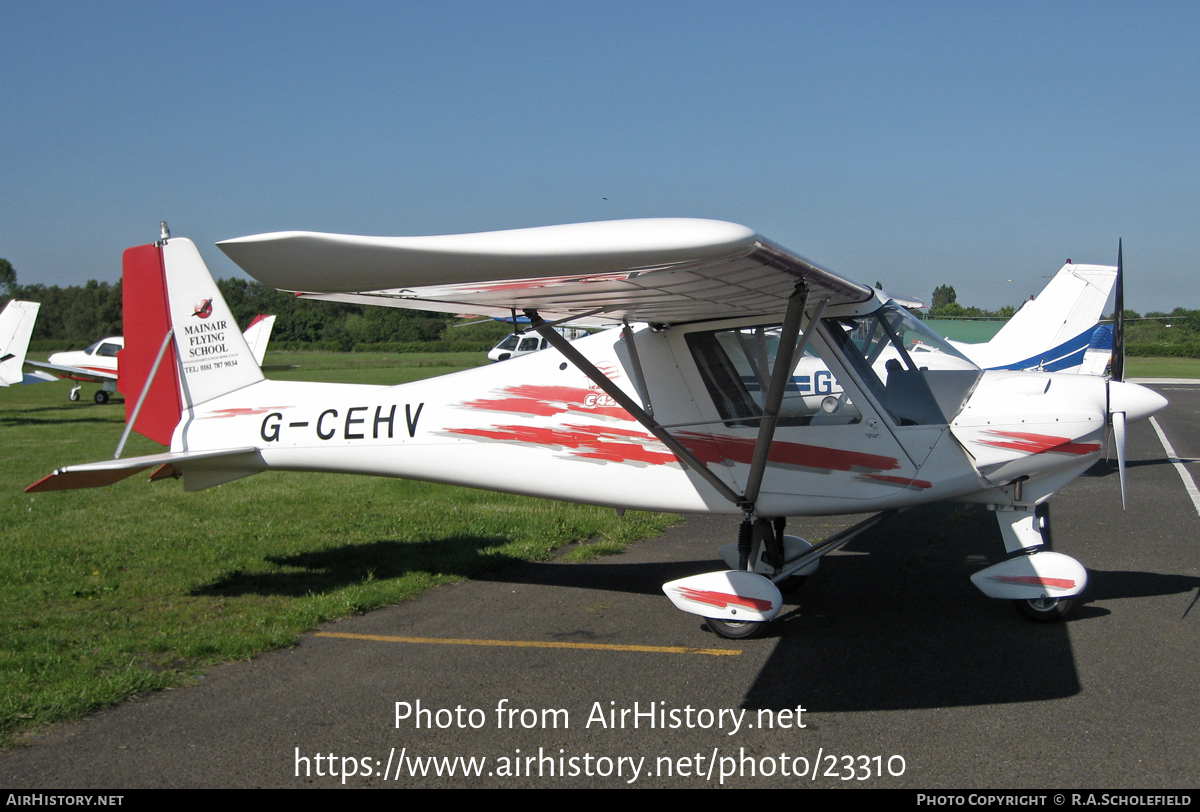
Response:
[706, 618, 766, 639]
[1014, 597, 1073, 622]
[94, 390, 110, 405]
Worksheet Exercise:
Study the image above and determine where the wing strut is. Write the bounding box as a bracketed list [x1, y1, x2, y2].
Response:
[621, 318, 653, 417]
[526, 310, 743, 507]
[742, 286, 828, 507]
[526, 283, 819, 531]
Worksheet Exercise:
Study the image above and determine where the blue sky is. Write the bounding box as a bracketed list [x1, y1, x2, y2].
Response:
[2, 1, 1197, 313]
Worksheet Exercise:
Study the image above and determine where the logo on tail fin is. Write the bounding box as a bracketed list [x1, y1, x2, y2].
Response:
[192, 299, 213, 319]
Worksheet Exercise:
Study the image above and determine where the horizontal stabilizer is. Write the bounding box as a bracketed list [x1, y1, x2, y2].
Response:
[25, 447, 259, 493]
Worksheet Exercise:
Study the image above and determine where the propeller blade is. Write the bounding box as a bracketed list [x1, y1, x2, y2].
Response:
[1113, 409, 1127, 510]
[1112, 239, 1125, 382]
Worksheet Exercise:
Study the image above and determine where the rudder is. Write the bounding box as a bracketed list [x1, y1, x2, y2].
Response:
[119, 237, 264, 447]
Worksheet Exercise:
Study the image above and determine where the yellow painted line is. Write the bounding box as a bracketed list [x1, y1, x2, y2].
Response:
[315, 631, 740, 656]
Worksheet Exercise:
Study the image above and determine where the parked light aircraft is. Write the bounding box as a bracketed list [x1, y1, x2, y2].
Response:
[0, 300, 41, 386]
[489, 325, 589, 362]
[28, 220, 1165, 638]
[23, 314, 276, 403]
[947, 261, 1117, 374]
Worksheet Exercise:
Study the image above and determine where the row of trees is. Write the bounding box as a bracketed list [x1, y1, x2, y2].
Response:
[4, 257, 1198, 356]
[926, 282, 1200, 355]
[1, 259, 513, 352]
[929, 285, 1016, 319]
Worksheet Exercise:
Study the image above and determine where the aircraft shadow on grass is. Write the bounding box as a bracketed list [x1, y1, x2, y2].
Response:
[0, 403, 125, 428]
[192, 534, 526, 598]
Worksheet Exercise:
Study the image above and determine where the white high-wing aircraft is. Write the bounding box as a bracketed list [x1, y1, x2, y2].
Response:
[23, 315, 276, 403]
[943, 261, 1118, 374]
[28, 221, 1165, 639]
[0, 300, 41, 386]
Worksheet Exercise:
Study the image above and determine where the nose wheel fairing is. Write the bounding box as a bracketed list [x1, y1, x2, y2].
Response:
[662, 570, 784, 625]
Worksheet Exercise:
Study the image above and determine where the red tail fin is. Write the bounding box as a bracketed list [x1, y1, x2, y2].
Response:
[118, 244, 183, 446]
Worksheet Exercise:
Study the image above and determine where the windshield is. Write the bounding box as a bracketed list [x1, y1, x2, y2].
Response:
[824, 303, 981, 426]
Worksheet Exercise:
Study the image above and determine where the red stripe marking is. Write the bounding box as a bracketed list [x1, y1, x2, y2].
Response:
[990, 575, 1077, 590]
[463, 384, 635, 421]
[199, 406, 291, 419]
[448, 421, 903, 474]
[678, 431, 901, 473]
[447, 425, 677, 465]
[979, 430, 1100, 456]
[675, 587, 774, 612]
[858, 473, 933, 489]
[432, 270, 635, 295]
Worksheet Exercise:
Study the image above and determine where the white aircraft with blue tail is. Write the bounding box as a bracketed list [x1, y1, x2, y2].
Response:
[946, 261, 1118, 374]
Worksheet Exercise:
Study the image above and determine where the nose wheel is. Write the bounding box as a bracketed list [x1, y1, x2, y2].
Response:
[1015, 596, 1074, 622]
[706, 618, 766, 639]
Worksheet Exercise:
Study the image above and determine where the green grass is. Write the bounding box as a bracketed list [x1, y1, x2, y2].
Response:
[1, 352, 678, 746]
[1123, 356, 1200, 378]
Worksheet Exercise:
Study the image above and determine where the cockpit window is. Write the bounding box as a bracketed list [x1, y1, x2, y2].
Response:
[96, 343, 121, 357]
[686, 325, 861, 428]
[823, 304, 981, 426]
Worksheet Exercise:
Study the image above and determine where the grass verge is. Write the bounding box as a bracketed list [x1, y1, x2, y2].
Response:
[1, 352, 679, 746]
[1124, 356, 1200, 378]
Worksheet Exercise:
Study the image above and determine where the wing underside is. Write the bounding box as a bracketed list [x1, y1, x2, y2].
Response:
[23, 360, 118, 382]
[218, 219, 875, 325]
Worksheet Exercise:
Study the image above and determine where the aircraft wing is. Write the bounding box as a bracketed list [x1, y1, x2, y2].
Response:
[218, 219, 876, 326]
[23, 359, 118, 383]
[25, 447, 260, 492]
